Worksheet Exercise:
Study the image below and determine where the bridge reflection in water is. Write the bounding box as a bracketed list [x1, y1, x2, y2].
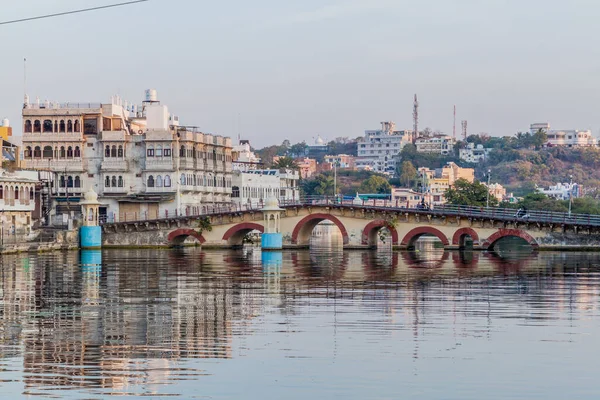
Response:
[0, 241, 598, 398]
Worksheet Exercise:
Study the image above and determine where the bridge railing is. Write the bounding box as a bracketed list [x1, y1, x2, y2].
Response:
[101, 195, 600, 228]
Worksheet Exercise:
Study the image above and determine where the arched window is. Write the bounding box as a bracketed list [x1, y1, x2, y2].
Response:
[155, 146, 162, 157]
[147, 145, 154, 157]
[43, 120, 53, 133]
[193, 175, 197, 186]
[67, 176, 73, 188]
[59, 120, 65, 132]
[54, 147, 58, 158]
[164, 175, 171, 187]
[105, 145, 110, 157]
[232, 186, 240, 198]
[60, 176, 66, 188]
[203, 175, 207, 186]
[74, 146, 81, 158]
[0, 186, 3, 199]
[180, 145, 185, 157]
[34, 146, 41, 158]
[67, 120, 73, 132]
[118, 145, 123, 158]
[24, 120, 32, 133]
[164, 146, 171, 157]
[33, 120, 41, 133]
[60, 146, 66, 158]
[156, 175, 163, 187]
[222, 177, 226, 187]
[118, 176, 124, 187]
[111, 176, 117, 187]
[54, 121, 58, 132]
[111, 145, 117, 158]
[74, 176, 81, 188]
[74, 120, 80, 132]
[14, 187, 19, 200]
[67, 146, 73, 158]
[147, 175, 155, 188]
[29, 187, 33, 201]
[105, 176, 110, 187]
[43, 146, 53, 158]
[181, 174, 186, 185]
[24, 146, 32, 158]
[214, 176, 217, 187]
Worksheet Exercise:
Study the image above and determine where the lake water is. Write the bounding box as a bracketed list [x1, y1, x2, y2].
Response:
[1, 239, 600, 399]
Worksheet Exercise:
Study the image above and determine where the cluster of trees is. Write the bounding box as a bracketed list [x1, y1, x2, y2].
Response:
[300, 170, 391, 197]
[255, 137, 359, 166]
[444, 179, 499, 207]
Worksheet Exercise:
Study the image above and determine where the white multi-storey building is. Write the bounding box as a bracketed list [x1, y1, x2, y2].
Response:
[531, 123, 597, 147]
[537, 182, 581, 200]
[356, 122, 412, 176]
[231, 140, 299, 207]
[22, 90, 233, 223]
[0, 169, 38, 234]
[415, 134, 455, 155]
[459, 143, 492, 163]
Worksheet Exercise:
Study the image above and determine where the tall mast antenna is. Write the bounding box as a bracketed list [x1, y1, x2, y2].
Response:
[412, 94, 419, 143]
[453, 105, 456, 140]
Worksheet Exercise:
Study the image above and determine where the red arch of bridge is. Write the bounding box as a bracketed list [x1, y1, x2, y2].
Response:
[222, 222, 264, 245]
[482, 229, 539, 249]
[291, 213, 349, 245]
[168, 228, 206, 245]
[452, 228, 480, 246]
[401, 226, 449, 247]
[362, 220, 399, 246]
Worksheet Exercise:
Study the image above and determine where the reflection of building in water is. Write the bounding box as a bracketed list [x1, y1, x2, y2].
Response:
[309, 221, 343, 248]
[4, 250, 266, 393]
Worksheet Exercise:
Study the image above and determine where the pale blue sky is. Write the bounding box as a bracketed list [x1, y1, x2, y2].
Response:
[2, 0, 600, 146]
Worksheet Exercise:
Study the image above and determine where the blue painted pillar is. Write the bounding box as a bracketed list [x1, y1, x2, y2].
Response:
[80, 249, 102, 272]
[261, 197, 284, 250]
[79, 188, 102, 249]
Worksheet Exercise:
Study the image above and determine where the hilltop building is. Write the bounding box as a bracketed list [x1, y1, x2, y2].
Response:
[322, 154, 356, 170]
[356, 121, 413, 176]
[415, 134, 455, 155]
[22, 90, 233, 224]
[531, 123, 597, 147]
[537, 182, 581, 200]
[232, 140, 262, 171]
[459, 143, 492, 163]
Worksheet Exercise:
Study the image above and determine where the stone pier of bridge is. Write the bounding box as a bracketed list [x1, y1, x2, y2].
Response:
[100, 204, 600, 251]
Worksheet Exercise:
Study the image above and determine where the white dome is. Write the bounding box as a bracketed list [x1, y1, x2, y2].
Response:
[315, 135, 325, 145]
[80, 187, 100, 205]
[262, 197, 283, 211]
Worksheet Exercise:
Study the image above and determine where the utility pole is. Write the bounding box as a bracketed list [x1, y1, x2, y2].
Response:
[486, 169, 491, 208]
[333, 160, 337, 202]
[568, 175, 573, 216]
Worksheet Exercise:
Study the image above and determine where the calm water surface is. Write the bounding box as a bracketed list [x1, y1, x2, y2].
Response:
[1, 239, 600, 399]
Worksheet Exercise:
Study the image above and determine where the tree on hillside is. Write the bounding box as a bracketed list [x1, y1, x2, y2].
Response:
[289, 142, 308, 157]
[518, 193, 567, 212]
[445, 179, 498, 207]
[314, 174, 335, 195]
[398, 161, 417, 188]
[272, 156, 298, 170]
[359, 176, 392, 194]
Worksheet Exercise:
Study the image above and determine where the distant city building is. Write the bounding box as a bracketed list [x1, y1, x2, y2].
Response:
[418, 162, 475, 206]
[307, 135, 329, 157]
[22, 90, 233, 224]
[415, 134, 455, 155]
[294, 157, 318, 179]
[390, 188, 425, 208]
[232, 140, 262, 171]
[0, 118, 13, 141]
[537, 182, 581, 200]
[231, 168, 299, 208]
[323, 154, 356, 170]
[531, 123, 597, 148]
[357, 121, 413, 176]
[459, 143, 492, 163]
[485, 182, 506, 202]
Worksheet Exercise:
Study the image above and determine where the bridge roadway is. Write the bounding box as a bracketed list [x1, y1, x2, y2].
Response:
[100, 198, 600, 250]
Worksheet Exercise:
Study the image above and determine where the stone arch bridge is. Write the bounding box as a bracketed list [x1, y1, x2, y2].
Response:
[101, 203, 600, 250]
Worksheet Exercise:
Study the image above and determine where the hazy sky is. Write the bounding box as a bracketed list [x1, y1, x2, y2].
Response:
[2, 0, 600, 147]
